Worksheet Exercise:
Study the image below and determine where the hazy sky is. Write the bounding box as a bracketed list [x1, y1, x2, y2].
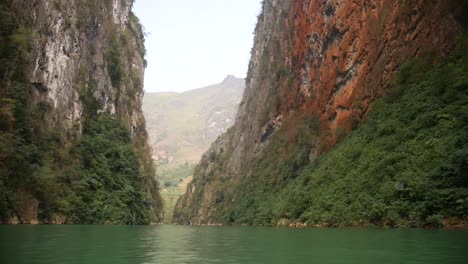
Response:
[133, 0, 262, 93]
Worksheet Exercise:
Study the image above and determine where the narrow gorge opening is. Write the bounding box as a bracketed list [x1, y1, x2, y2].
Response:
[133, 0, 262, 223]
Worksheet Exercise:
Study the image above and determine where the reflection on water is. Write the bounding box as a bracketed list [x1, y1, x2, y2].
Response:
[0, 225, 467, 264]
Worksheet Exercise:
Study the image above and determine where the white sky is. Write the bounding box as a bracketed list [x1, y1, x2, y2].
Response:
[133, 0, 262, 93]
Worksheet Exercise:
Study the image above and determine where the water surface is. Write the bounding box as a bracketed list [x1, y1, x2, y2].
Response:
[0, 225, 467, 263]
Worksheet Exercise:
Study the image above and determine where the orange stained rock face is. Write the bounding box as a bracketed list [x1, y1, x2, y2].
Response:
[285, 0, 459, 143]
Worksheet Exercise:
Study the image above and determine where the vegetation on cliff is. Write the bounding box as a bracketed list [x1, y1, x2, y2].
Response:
[175, 39, 468, 227]
[0, 0, 161, 224]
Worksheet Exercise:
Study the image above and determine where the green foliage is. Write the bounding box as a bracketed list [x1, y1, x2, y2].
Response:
[0, 2, 40, 222]
[80, 79, 102, 117]
[106, 36, 124, 88]
[128, 11, 147, 60]
[76, 0, 102, 30]
[158, 162, 194, 187]
[1, 109, 159, 224]
[272, 43, 468, 227]
[63, 114, 153, 224]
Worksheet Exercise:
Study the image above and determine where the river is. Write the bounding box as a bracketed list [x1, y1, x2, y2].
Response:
[0, 225, 467, 263]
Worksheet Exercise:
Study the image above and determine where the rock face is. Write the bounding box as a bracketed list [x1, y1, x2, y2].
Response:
[24, 0, 145, 135]
[174, 0, 465, 224]
[0, 0, 161, 224]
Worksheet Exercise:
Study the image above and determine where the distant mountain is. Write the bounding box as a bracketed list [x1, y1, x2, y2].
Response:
[143, 76, 245, 222]
[144, 75, 245, 167]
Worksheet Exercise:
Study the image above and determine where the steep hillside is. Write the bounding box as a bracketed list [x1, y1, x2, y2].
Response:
[143, 76, 244, 222]
[144, 76, 244, 171]
[174, 0, 468, 227]
[0, 0, 162, 224]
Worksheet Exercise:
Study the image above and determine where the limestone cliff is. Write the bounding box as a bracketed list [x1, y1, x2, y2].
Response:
[0, 0, 162, 224]
[174, 0, 467, 226]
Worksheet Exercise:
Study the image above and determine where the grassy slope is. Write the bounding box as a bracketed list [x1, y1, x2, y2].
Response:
[143, 79, 244, 169]
[161, 176, 192, 223]
[200, 40, 468, 228]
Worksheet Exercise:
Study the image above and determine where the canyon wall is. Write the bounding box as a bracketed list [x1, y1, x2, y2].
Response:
[0, 0, 162, 224]
[174, 0, 467, 226]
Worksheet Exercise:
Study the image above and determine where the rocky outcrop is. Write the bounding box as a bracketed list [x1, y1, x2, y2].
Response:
[22, 0, 145, 137]
[174, 0, 465, 224]
[0, 0, 161, 224]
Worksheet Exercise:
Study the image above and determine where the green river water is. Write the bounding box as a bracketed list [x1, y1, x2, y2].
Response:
[0, 225, 467, 263]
